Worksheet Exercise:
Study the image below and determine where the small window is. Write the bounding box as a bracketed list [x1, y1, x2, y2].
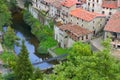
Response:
[109, 12, 112, 15]
[93, 4, 94, 7]
[86, 35, 88, 39]
[97, 0, 99, 3]
[88, 3, 90, 6]
[82, 36, 84, 40]
[102, 11, 104, 14]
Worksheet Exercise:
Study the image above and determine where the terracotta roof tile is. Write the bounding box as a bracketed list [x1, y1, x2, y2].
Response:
[58, 23, 92, 37]
[104, 12, 120, 33]
[61, 0, 77, 7]
[102, 1, 118, 9]
[70, 8, 105, 22]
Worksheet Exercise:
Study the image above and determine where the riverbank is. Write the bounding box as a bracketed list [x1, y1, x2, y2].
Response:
[23, 10, 57, 54]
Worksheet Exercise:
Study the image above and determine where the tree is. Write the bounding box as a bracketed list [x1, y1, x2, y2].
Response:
[32, 68, 43, 80]
[15, 41, 33, 80]
[3, 26, 17, 49]
[23, 0, 32, 8]
[0, 0, 11, 30]
[48, 42, 120, 80]
[37, 37, 57, 54]
[7, 0, 17, 11]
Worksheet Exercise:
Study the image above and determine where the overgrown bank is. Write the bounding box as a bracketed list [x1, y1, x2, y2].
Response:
[23, 10, 57, 54]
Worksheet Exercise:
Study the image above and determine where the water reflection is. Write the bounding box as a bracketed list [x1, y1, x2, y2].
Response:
[3, 12, 53, 70]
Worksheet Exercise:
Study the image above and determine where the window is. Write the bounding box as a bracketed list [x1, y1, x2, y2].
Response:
[86, 35, 88, 39]
[109, 12, 112, 15]
[82, 19, 83, 22]
[93, 4, 94, 7]
[92, 9, 94, 12]
[97, 0, 99, 3]
[102, 11, 104, 14]
[82, 24, 83, 27]
[82, 36, 84, 40]
[88, 3, 90, 6]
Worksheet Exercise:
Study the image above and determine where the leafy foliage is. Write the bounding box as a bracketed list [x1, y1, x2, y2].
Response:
[0, 0, 11, 30]
[2, 72, 16, 80]
[23, 0, 32, 8]
[6, 0, 17, 11]
[3, 26, 17, 49]
[102, 38, 111, 50]
[38, 37, 57, 54]
[48, 42, 120, 80]
[0, 50, 16, 69]
[32, 68, 43, 80]
[23, 10, 57, 54]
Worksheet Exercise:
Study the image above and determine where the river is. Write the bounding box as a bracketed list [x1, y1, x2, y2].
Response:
[4, 11, 53, 70]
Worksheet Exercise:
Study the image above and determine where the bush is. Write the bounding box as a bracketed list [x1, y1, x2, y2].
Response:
[2, 72, 16, 80]
[0, 51, 16, 69]
[37, 37, 57, 54]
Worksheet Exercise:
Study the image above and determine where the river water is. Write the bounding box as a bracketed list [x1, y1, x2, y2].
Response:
[4, 12, 53, 70]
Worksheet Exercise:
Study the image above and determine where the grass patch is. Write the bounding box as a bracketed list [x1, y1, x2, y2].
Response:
[53, 47, 68, 55]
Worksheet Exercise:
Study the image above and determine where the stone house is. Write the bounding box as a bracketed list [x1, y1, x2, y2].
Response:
[85, 0, 102, 13]
[29, 5, 39, 19]
[60, 0, 78, 23]
[81, 0, 120, 18]
[101, 0, 120, 18]
[69, 8, 106, 35]
[104, 12, 120, 48]
[48, 0, 63, 18]
[54, 23, 93, 48]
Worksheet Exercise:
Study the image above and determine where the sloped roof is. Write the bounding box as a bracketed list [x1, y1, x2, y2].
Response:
[104, 12, 120, 33]
[61, 0, 77, 8]
[70, 8, 105, 22]
[58, 23, 92, 37]
[102, 1, 118, 9]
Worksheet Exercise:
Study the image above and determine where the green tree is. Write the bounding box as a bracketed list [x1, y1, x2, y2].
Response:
[0, 0, 11, 30]
[37, 37, 57, 54]
[48, 42, 120, 80]
[3, 26, 17, 49]
[15, 41, 33, 80]
[23, 0, 32, 8]
[7, 0, 17, 11]
[32, 68, 43, 80]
